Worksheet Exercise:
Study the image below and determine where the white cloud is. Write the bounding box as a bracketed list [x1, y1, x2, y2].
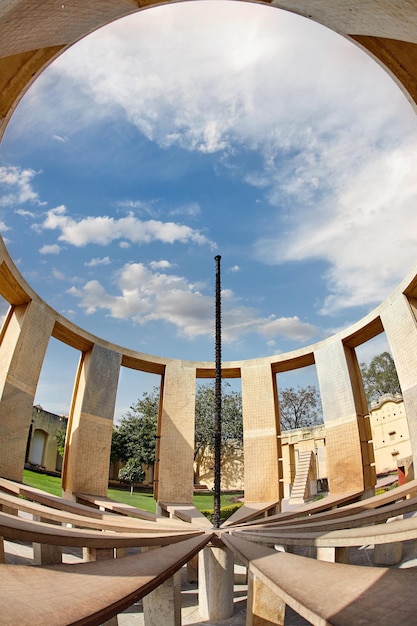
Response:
[52, 134, 68, 143]
[149, 260, 172, 270]
[228, 265, 240, 273]
[257, 316, 317, 342]
[84, 256, 111, 267]
[169, 202, 201, 218]
[52, 269, 65, 280]
[41, 206, 215, 248]
[15, 208, 35, 218]
[38, 1, 417, 316]
[0, 165, 43, 208]
[68, 261, 318, 343]
[39, 244, 61, 255]
[116, 199, 157, 217]
[253, 139, 417, 314]
[45, 3, 413, 158]
[9, 0, 417, 336]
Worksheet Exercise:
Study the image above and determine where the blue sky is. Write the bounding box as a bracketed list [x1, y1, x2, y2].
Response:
[1, 2, 417, 419]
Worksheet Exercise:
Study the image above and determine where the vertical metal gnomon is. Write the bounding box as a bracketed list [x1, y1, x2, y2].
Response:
[213, 255, 222, 529]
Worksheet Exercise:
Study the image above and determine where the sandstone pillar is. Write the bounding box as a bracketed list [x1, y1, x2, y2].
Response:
[143, 570, 182, 626]
[154, 362, 195, 507]
[198, 544, 234, 620]
[0, 300, 54, 480]
[62, 344, 121, 497]
[241, 362, 282, 505]
[314, 340, 375, 494]
[381, 292, 417, 468]
[246, 568, 285, 626]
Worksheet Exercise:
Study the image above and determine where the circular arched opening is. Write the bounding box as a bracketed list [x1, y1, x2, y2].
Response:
[1, 2, 416, 373]
[1, 1, 417, 504]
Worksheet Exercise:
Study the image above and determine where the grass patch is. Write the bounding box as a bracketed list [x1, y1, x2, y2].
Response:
[23, 469, 62, 497]
[23, 470, 243, 517]
[107, 488, 157, 512]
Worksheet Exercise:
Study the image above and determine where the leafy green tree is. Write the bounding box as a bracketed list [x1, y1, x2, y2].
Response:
[55, 428, 66, 458]
[360, 351, 401, 404]
[118, 459, 146, 495]
[112, 383, 243, 487]
[194, 381, 243, 482]
[278, 385, 322, 430]
[111, 389, 159, 493]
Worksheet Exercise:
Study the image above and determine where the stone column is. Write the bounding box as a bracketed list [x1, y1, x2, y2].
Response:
[0, 300, 55, 481]
[198, 544, 234, 620]
[314, 340, 375, 494]
[143, 570, 182, 626]
[316, 546, 350, 563]
[62, 344, 121, 497]
[154, 362, 196, 507]
[380, 292, 417, 466]
[241, 362, 282, 506]
[33, 515, 62, 565]
[246, 568, 285, 626]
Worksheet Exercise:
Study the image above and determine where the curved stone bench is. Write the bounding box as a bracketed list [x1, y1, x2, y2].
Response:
[0, 477, 186, 529]
[0, 490, 190, 534]
[239, 494, 417, 535]
[0, 510, 204, 550]
[75, 492, 189, 528]
[233, 512, 417, 564]
[0, 477, 116, 520]
[0, 533, 211, 626]
[222, 492, 363, 527]
[232, 479, 417, 528]
[223, 534, 417, 626]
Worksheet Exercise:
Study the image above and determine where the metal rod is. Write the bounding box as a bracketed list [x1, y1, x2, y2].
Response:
[213, 254, 222, 528]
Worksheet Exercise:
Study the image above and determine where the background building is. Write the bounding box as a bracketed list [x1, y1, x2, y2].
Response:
[26, 406, 67, 474]
[368, 394, 412, 475]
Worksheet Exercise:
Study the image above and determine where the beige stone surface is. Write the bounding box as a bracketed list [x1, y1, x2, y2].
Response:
[63, 344, 122, 496]
[241, 362, 282, 504]
[0, 301, 55, 481]
[1, 3, 417, 622]
[0, 0, 417, 626]
[155, 362, 196, 504]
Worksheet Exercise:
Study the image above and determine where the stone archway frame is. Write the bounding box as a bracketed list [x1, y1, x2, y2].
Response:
[1, 1, 417, 501]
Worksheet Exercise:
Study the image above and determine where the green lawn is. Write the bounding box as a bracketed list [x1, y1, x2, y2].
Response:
[23, 469, 243, 515]
[23, 469, 63, 497]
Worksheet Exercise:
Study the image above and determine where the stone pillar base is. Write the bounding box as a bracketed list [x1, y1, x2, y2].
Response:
[198, 544, 234, 620]
[247, 569, 285, 626]
[316, 546, 350, 563]
[143, 570, 181, 626]
[33, 542, 62, 565]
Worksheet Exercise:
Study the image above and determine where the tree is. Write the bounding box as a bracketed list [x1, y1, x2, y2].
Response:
[360, 351, 401, 404]
[55, 428, 66, 458]
[194, 382, 243, 482]
[278, 385, 322, 430]
[111, 389, 159, 493]
[112, 383, 243, 487]
[118, 459, 145, 496]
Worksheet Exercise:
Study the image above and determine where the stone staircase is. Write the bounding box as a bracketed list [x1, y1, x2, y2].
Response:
[289, 450, 316, 505]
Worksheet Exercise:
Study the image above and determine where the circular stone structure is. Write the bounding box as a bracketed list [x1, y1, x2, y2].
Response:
[1, 0, 417, 511]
